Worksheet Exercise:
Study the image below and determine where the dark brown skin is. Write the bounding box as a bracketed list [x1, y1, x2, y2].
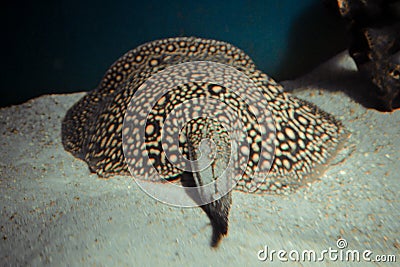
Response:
[180, 170, 232, 247]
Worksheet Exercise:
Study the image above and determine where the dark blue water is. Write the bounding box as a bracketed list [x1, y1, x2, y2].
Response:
[1, 0, 345, 107]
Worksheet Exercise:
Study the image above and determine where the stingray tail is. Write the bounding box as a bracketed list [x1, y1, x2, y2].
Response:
[200, 192, 232, 247]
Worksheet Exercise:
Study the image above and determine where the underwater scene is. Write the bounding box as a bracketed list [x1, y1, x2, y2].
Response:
[1, 0, 399, 266]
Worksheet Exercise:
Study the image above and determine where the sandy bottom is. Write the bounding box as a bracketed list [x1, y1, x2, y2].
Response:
[0, 51, 399, 266]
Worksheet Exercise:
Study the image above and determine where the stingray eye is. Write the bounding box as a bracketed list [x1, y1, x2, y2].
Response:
[389, 68, 400, 80]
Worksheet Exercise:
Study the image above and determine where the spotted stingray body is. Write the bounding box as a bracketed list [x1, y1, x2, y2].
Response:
[62, 37, 348, 246]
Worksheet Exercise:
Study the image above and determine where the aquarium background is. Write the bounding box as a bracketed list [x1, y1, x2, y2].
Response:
[1, 0, 346, 107]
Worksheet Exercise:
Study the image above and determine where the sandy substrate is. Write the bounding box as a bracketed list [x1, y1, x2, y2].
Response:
[0, 51, 399, 266]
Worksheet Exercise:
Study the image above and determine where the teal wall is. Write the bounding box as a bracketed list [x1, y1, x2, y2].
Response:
[1, 0, 346, 107]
